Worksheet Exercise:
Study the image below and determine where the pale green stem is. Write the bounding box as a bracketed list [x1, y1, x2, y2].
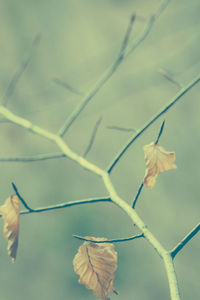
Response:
[163, 254, 181, 300]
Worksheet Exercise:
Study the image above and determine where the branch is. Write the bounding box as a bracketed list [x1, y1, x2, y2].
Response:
[0, 197, 112, 218]
[0, 152, 66, 162]
[171, 223, 200, 259]
[83, 117, 102, 157]
[0, 98, 183, 299]
[73, 233, 144, 243]
[107, 74, 200, 173]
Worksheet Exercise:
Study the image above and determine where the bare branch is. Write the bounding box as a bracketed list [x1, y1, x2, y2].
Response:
[171, 223, 200, 259]
[2, 34, 41, 106]
[83, 117, 102, 157]
[53, 77, 83, 96]
[0, 152, 66, 162]
[73, 233, 144, 244]
[107, 74, 200, 173]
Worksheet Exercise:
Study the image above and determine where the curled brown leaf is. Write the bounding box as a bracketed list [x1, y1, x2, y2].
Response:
[0, 195, 20, 262]
[73, 236, 119, 300]
[144, 142, 177, 188]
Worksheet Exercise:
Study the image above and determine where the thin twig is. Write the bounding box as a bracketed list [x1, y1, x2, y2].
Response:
[155, 120, 165, 144]
[57, 13, 137, 137]
[83, 117, 102, 157]
[107, 74, 200, 173]
[73, 233, 144, 243]
[2, 34, 41, 106]
[53, 77, 84, 96]
[132, 183, 144, 209]
[12, 182, 34, 212]
[0, 197, 112, 218]
[171, 223, 200, 259]
[0, 152, 66, 162]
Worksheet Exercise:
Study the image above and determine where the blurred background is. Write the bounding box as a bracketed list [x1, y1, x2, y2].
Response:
[0, 0, 199, 299]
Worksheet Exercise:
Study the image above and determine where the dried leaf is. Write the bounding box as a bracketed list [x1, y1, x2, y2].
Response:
[144, 142, 177, 188]
[73, 237, 119, 300]
[0, 195, 20, 262]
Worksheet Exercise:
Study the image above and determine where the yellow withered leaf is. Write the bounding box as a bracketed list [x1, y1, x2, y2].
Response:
[73, 237, 119, 300]
[143, 142, 177, 188]
[0, 195, 20, 262]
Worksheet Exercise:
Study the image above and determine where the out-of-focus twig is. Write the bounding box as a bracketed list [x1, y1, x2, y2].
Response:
[107, 125, 136, 132]
[0, 152, 66, 162]
[83, 117, 102, 157]
[159, 68, 183, 88]
[2, 34, 41, 106]
[53, 77, 84, 96]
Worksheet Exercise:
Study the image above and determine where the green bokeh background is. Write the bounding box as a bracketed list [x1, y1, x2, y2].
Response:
[0, 0, 199, 299]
